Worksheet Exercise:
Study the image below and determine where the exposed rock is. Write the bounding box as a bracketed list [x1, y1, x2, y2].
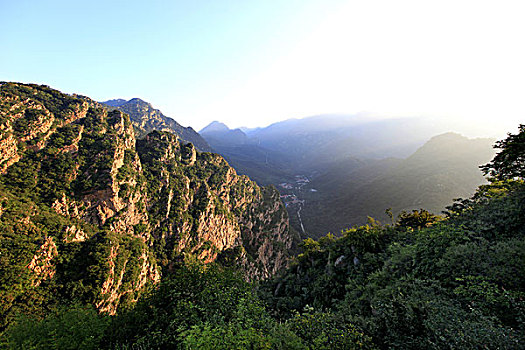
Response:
[96, 245, 160, 314]
[64, 225, 88, 243]
[0, 82, 297, 316]
[27, 237, 58, 287]
[0, 133, 19, 174]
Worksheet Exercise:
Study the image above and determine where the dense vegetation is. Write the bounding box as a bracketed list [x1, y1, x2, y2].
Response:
[4, 166, 524, 348]
[259, 127, 525, 348]
[1, 83, 523, 349]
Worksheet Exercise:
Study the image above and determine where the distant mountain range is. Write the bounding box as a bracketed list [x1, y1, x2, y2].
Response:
[200, 121, 248, 147]
[200, 114, 452, 175]
[200, 118, 495, 237]
[200, 122, 293, 185]
[101, 98, 212, 152]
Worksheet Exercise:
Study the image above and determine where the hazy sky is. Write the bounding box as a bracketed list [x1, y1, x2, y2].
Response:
[1, 0, 523, 136]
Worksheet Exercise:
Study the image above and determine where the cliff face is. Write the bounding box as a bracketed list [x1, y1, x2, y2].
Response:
[0, 83, 295, 322]
[136, 131, 294, 280]
[102, 98, 213, 152]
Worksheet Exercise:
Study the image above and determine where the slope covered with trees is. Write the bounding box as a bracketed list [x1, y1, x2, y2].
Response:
[0, 83, 297, 335]
[259, 127, 525, 348]
[2, 85, 523, 349]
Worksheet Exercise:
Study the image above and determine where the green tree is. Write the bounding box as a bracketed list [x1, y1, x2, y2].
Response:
[481, 124, 525, 180]
[3, 305, 108, 350]
[396, 209, 441, 230]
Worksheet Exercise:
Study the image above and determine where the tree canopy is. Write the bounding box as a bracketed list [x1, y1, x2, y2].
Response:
[481, 124, 525, 180]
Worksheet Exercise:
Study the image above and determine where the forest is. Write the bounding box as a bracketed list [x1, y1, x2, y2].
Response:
[2, 120, 524, 348]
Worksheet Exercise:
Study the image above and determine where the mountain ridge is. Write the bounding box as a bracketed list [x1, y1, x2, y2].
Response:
[0, 83, 297, 325]
[101, 98, 212, 152]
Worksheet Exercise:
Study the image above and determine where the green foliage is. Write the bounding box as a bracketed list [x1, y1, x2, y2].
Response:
[396, 209, 441, 230]
[341, 277, 519, 349]
[3, 305, 109, 350]
[106, 263, 254, 348]
[481, 124, 525, 180]
[286, 308, 375, 349]
[180, 298, 304, 350]
[262, 177, 525, 348]
[106, 263, 306, 349]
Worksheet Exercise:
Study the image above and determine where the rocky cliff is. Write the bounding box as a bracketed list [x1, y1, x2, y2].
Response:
[0, 82, 296, 325]
[101, 98, 212, 152]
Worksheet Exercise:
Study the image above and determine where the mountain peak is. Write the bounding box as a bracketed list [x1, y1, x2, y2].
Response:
[126, 97, 149, 105]
[200, 121, 230, 134]
[101, 98, 128, 107]
[409, 132, 495, 162]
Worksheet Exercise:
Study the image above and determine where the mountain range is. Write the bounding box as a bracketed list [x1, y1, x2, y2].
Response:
[300, 132, 495, 236]
[200, 119, 495, 237]
[1, 82, 520, 349]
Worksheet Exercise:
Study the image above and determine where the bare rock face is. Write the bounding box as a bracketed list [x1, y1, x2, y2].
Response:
[0, 82, 297, 316]
[26, 237, 58, 287]
[136, 131, 295, 278]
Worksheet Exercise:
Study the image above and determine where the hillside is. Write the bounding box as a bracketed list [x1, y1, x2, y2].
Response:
[260, 177, 525, 349]
[0, 83, 298, 328]
[101, 98, 212, 152]
[301, 133, 495, 237]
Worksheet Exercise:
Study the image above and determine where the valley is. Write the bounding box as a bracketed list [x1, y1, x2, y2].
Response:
[200, 120, 495, 238]
[277, 174, 312, 235]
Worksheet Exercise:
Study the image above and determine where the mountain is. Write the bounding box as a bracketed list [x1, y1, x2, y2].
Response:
[199, 122, 294, 185]
[199, 116, 493, 237]
[101, 98, 127, 107]
[246, 114, 452, 171]
[201, 114, 452, 186]
[300, 132, 496, 237]
[199, 120, 230, 134]
[101, 98, 212, 152]
[200, 121, 248, 147]
[0, 82, 298, 325]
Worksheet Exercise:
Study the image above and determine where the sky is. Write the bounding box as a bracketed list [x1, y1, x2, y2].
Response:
[1, 0, 524, 137]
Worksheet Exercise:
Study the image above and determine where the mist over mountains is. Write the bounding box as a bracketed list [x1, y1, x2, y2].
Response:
[301, 132, 495, 236]
[200, 116, 495, 237]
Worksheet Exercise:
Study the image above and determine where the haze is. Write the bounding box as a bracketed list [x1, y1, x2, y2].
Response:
[1, 0, 523, 138]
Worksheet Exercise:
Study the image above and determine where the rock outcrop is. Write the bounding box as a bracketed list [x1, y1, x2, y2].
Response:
[0, 82, 296, 317]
